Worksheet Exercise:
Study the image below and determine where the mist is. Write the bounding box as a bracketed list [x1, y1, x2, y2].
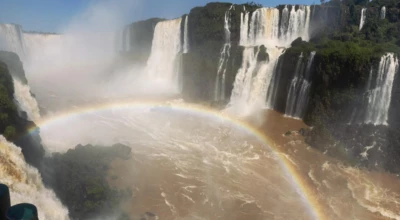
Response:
[24, 0, 179, 114]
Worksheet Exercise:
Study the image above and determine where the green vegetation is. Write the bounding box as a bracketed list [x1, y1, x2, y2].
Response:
[280, 1, 400, 172]
[0, 61, 19, 139]
[284, 0, 400, 128]
[43, 144, 132, 219]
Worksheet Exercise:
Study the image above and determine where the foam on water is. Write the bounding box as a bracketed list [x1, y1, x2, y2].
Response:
[13, 78, 41, 122]
[0, 136, 69, 219]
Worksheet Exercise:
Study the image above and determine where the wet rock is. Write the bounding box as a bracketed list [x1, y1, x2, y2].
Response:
[145, 212, 156, 217]
[257, 45, 269, 62]
[298, 128, 309, 136]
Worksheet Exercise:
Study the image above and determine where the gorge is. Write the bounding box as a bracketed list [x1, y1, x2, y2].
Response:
[1, 0, 400, 219]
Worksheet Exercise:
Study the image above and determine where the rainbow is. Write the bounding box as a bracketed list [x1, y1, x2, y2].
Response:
[28, 100, 324, 219]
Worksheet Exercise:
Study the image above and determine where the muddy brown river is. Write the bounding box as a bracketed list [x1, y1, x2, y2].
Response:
[70, 104, 399, 220]
[34, 100, 400, 219]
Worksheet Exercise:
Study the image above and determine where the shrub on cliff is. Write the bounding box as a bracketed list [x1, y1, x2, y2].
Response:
[42, 144, 132, 219]
[0, 62, 19, 137]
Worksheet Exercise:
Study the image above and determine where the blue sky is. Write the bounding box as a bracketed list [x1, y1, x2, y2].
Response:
[0, 0, 316, 32]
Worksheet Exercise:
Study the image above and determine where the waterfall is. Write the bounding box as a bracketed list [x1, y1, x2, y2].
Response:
[23, 33, 62, 58]
[145, 18, 183, 93]
[284, 51, 315, 119]
[366, 68, 373, 92]
[246, 8, 280, 46]
[0, 24, 25, 58]
[0, 136, 69, 219]
[365, 53, 398, 125]
[283, 5, 310, 44]
[359, 8, 367, 31]
[183, 15, 190, 53]
[229, 6, 310, 114]
[239, 11, 250, 46]
[381, 6, 386, 20]
[13, 79, 41, 122]
[229, 46, 283, 113]
[280, 5, 290, 39]
[215, 5, 234, 101]
[265, 54, 284, 108]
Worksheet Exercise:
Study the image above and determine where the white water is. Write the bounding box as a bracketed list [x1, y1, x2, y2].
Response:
[0, 136, 69, 219]
[229, 6, 310, 114]
[183, 15, 190, 53]
[280, 5, 290, 39]
[245, 8, 280, 46]
[285, 51, 315, 119]
[283, 5, 310, 44]
[229, 46, 283, 115]
[145, 18, 183, 93]
[13, 78, 41, 122]
[359, 8, 367, 31]
[0, 24, 25, 58]
[215, 5, 234, 101]
[23, 33, 62, 61]
[381, 6, 386, 19]
[366, 68, 373, 92]
[365, 53, 398, 125]
[239, 10, 249, 46]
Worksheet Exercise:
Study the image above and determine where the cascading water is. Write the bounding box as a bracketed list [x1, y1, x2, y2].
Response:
[13, 78, 41, 122]
[0, 136, 69, 219]
[246, 8, 280, 46]
[284, 51, 315, 119]
[359, 8, 367, 31]
[23, 33, 62, 59]
[145, 18, 183, 93]
[230, 7, 281, 113]
[239, 10, 249, 46]
[183, 15, 190, 54]
[265, 54, 284, 109]
[229, 6, 310, 114]
[365, 53, 398, 125]
[215, 5, 234, 101]
[0, 24, 25, 58]
[366, 69, 373, 92]
[381, 6, 386, 20]
[280, 5, 290, 39]
[282, 5, 310, 44]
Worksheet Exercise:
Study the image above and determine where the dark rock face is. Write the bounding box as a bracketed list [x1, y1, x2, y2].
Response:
[116, 1, 400, 174]
[120, 18, 165, 66]
[270, 50, 303, 112]
[306, 123, 400, 174]
[182, 3, 239, 102]
[0, 51, 28, 84]
[257, 45, 269, 62]
[181, 3, 259, 102]
[300, 46, 398, 173]
[262, 1, 400, 174]
[117, 3, 260, 103]
[13, 120, 45, 169]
